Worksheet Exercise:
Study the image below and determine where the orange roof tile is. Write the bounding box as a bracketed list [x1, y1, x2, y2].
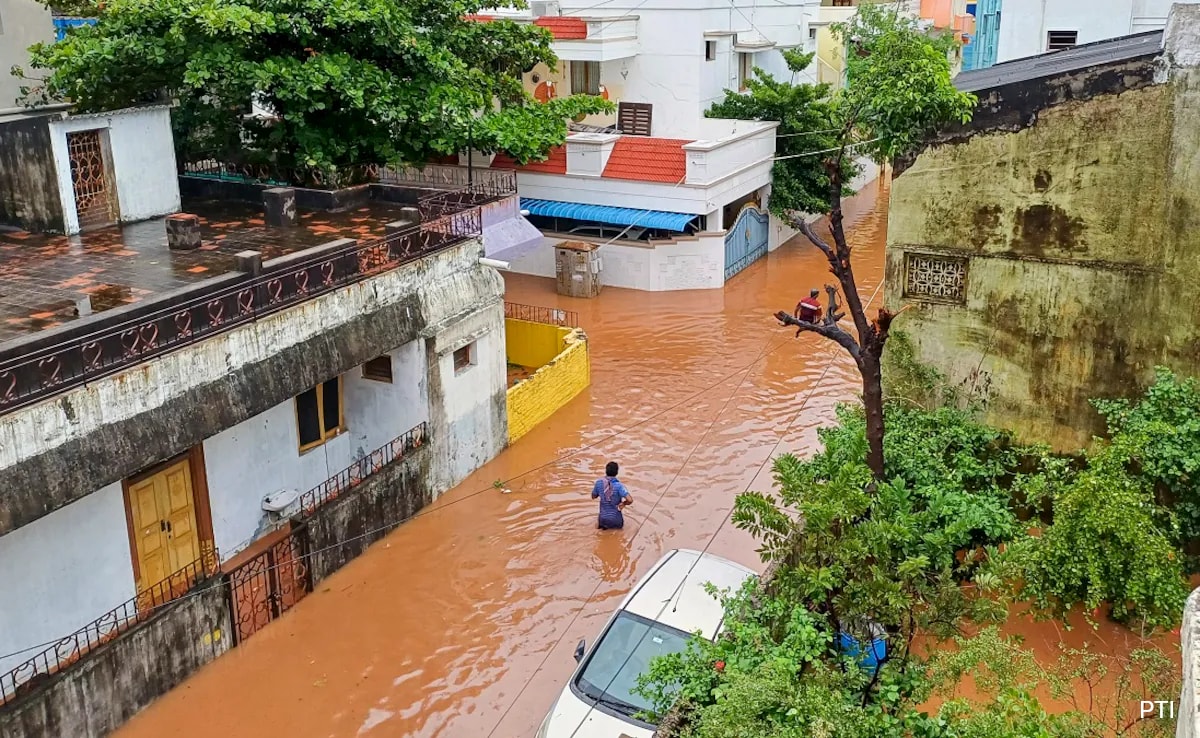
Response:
[602, 138, 690, 183]
[464, 14, 496, 21]
[491, 145, 568, 175]
[534, 16, 588, 40]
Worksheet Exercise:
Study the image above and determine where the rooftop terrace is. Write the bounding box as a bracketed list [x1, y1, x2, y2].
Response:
[0, 173, 510, 416]
[0, 198, 410, 342]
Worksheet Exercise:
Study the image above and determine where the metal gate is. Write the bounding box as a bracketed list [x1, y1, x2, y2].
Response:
[724, 206, 769, 281]
[226, 524, 311, 643]
[66, 129, 118, 230]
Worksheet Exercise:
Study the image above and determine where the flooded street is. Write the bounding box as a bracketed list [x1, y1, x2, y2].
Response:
[110, 180, 886, 738]
[110, 179, 1174, 737]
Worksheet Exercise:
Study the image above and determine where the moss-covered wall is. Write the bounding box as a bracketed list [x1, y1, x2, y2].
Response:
[885, 65, 1200, 450]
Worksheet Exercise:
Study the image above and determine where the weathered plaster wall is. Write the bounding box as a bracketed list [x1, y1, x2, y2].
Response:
[0, 483, 134, 676]
[0, 580, 230, 738]
[0, 238, 500, 536]
[425, 292, 508, 491]
[202, 341, 429, 559]
[0, 115, 64, 232]
[305, 446, 433, 581]
[1180, 587, 1200, 738]
[886, 48, 1200, 449]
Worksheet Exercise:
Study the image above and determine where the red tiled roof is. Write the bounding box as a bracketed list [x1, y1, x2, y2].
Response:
[602, 138, 690, 183]
[491, 145, 568, 175]
[464, 14, 496, 21]
[534, 16, 588, 40]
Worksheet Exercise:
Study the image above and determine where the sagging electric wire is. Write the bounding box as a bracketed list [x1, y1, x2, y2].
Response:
[557, 274, 887, 738]
[487, 334, 784, 738]
[0, 334, 790, 665]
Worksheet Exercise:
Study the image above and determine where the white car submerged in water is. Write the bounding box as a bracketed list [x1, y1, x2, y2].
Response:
[535, 549, 757, 738]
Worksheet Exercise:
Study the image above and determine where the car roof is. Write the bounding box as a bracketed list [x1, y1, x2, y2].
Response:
[621, 549, 757, 639]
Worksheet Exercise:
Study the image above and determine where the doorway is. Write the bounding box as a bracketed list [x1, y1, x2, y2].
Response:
[66, 128, 119, 231]
[122, 448, 216, 596]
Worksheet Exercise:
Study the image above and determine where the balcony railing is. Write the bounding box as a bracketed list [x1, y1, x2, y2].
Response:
[377, 164, 517, 191]
[299, 423, 428, 515]
[416, 174, 518, 220]
[0, 552, 217, 705]
[0, 208, 485, 417]
[504, 302, 579, 328]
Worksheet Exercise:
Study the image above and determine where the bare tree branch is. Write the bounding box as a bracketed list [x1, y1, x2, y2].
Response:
[773, 311, 861, 360]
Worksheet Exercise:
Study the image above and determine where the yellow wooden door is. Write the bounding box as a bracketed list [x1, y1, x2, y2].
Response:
[128, 459, 201, 594]
[128, 475, 169, 593]
[161, 461, 201, 575]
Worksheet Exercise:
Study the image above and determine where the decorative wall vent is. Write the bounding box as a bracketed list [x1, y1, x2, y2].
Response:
[617, 102, 653, 136]
[903, 252, 968, 303]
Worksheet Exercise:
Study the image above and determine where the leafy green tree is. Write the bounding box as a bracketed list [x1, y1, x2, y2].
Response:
[708, 5, 975, 479]
[1094, 367, 1200, 554]
[1008, 446, 1189, 632]
[17, 0, 610, 177]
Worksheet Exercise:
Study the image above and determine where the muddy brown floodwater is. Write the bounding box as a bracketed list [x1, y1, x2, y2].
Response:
[113, 181, 1172, 738]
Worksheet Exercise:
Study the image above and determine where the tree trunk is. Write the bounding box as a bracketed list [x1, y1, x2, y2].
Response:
[860, 352, 885, 480]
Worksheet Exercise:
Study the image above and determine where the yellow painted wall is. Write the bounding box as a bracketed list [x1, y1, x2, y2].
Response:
[506, 320, 591, 443]
[505, 318, 568, 368]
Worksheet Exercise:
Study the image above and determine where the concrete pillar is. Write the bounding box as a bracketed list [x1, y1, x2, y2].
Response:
[707, 207, 724, 232]
[235, 250, 263, 277]
[165, 213, 202, 250]
[263, 187, 298, 227]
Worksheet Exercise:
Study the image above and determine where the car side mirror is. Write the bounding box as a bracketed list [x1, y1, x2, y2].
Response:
[574, 639, 586, 663]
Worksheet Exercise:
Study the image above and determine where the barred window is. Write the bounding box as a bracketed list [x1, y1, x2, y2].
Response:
[903, 253, 968, 303]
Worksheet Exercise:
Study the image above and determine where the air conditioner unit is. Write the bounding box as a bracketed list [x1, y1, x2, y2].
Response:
[530, 1, 560, 17]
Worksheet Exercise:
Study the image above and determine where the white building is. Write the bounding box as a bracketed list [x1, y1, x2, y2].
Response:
[0, 188, 509, 710]
[993, 0, 1199, 62]
[0, 0, 55, 114]
[460, 0, 858, 291]
[0, 105, 181, 234]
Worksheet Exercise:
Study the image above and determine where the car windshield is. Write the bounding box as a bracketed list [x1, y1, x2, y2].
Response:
[574, 610, 692, 718]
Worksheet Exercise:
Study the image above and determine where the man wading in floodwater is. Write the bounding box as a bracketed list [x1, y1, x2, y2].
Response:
[592, 461, 633, 530]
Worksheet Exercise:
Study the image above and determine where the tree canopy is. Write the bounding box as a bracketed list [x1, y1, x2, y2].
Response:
[709, 4, 977, 480]
[709, 4, 974, 218]
[19, 0, 611, 171]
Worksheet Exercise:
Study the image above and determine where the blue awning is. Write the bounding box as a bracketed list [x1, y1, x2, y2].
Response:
[520, 198, 697, 232]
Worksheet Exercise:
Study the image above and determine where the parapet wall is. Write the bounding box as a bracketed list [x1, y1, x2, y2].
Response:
[505, 320, 590, 442]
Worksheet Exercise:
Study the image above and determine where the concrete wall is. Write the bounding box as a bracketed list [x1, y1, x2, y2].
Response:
[0, 483, 134, 676]
[202, 341, 429, 559]
[507, 324, 590, 442]
[47, 106, 181, 234]
[885, 18, 1200, 450]
[996, 0, 1200, 63]
[305, 446, 433, 581]
[0, 580, 230, 738]
[1181, 587, 1200, 738]
[0, 113, 63, 232]
[0, 238, 500, 537]
[508, 232, 726, 291]
[0, 0, 54, 110]
[425, 293, 509, 490]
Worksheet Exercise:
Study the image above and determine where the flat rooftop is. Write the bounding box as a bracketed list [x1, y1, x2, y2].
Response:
[0, 199, 411, 344]
[955, 30, 1164, 93]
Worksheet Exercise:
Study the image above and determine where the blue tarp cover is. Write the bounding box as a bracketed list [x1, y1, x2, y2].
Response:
[520, 198, 696, 232]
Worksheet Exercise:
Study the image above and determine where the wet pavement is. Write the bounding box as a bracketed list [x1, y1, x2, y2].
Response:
[0, 200, 410, 342]
[110, 180, 1171, 738]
